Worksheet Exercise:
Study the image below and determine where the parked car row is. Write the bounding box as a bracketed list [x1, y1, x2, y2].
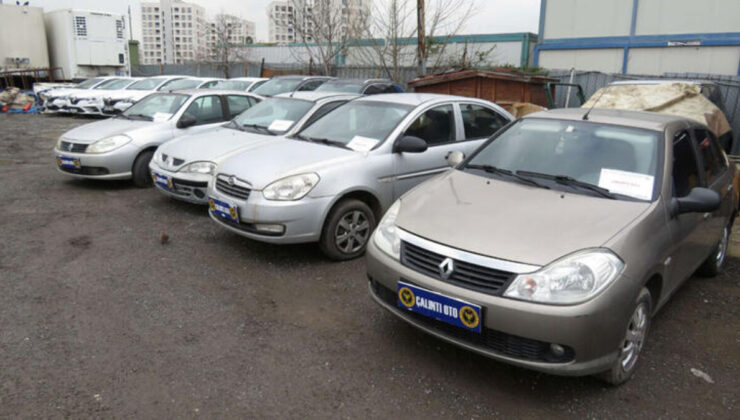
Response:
[52, 79, 736, 386]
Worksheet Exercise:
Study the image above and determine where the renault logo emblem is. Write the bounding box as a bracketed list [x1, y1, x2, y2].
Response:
[438, 257, 455, 280]
[228, 176, 236, 186]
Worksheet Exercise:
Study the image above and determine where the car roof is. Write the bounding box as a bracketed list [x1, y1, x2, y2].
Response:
[524, 108, 691, 131]
[171, 89, 258, 96]
[322, 78, 393, 85]
[272, 75, 334, 81]
[273, 91, 360, 101]
[356, 93, 475, 106]
[227, 77, 268, 82]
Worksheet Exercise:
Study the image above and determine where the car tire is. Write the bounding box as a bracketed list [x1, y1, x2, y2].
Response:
[319, 199, 376, 261]
[132, 150, 155, 188]
[597, 287, 652, 386]
[697, 225, 730, 277]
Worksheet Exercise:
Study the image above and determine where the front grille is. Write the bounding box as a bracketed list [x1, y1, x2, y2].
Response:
[59, 165, 109, 176]
[59, 141, 88, 153]
[211, 212, 283, 237]
[216, 175, 251, 200]
[173, 178, 207, 188]
[370, 280, 574, 363]
[401, 241, 515, 295]
[172, 158, 185, 166]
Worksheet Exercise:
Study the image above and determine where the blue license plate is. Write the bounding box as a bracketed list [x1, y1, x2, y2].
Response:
[56, 155, 80, 169]
[152, 172, 173, 190]
[397, 281, 482, 333]
[209, 196, 240, 223]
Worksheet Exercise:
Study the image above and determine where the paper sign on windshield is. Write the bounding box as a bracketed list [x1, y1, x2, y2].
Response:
[268, 120, 294, 132]
[346, 136, 379, 152]
[153, 112, 173, 122]
[598, 168, 654, 200]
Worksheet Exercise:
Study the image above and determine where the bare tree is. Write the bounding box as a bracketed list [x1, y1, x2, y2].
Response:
[209, 13, 250, 78]
[272, 0, 369, 75]
[353, 0, 478, 81]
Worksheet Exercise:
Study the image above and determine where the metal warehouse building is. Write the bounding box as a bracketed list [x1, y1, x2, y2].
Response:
[534, 0, 740, 75]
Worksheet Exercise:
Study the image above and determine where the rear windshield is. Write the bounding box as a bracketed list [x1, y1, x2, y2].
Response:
[252, 78, 303, 96]
[127, 78, 172, 91]
[211, 80, 250, 91]
[76, 78, 103, 89]
[158, 78, 203, 91]
[465, 119, 661, 201]
[95, 79, 134, 90]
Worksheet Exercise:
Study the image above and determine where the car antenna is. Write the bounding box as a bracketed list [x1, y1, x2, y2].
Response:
[582, 85, 611, 121]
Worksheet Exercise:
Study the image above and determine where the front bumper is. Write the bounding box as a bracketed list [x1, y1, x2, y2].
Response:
[64, 99, 105, 116]
[101, 100, 134, 115]
[366, 238, 635, 377]
[149, 162, 210, 204]
[54, 143, 141, 180]
[207, 184, 333, 244]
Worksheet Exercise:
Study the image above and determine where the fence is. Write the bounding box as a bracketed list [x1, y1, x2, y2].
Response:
[547, 70, 740, 154]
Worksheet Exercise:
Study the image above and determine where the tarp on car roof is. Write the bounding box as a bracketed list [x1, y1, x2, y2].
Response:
[583, 82, 731, 139]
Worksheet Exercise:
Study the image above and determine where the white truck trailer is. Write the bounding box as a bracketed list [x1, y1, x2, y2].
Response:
[44, 9, 129, 80]
[0, 4, 49, 72]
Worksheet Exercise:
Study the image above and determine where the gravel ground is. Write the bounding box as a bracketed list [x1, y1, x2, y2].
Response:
[0, 114, 738, 419]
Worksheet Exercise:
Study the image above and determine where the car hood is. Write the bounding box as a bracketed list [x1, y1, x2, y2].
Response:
[395, 170, 652, 267]
[62, 118, 162, 143]
[215, 139, 358, 189]
[157, 127, 279, 170]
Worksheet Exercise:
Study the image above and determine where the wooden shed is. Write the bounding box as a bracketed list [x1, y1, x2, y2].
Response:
[408, 69, 557, 113]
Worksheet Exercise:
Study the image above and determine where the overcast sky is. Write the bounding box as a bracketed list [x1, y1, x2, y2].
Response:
[24, 0, 541, 42]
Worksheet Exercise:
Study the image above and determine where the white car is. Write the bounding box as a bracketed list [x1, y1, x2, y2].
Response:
[150, 91, 355, 204]
[100, 75, 189, 115]
[41, 77, 121, 113]
[62, 78, 140, 115]
[208, 77, 269, 92]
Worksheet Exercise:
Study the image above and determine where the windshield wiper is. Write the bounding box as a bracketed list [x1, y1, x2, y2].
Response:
[293, 134, 349, 149]
[240, 123, 274, 135]
[516, 170, 617, 199]
[466, 164, 550, 190]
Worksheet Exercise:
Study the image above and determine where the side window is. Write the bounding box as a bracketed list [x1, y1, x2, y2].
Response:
[182, 95, 224, 125]
[461, 104, 508, 140]
[200, 81, 218, 88]
[363, 84, 383, 95]
[404, 104, 456, 146]
[693, 129, 726, 184]
[673, 131, 700, 198]
[383, 84, 400, 94]
[304, 100, 347, 127]
[298, 80, 324, 91]
[225, 95, 253, 119]
[248, 80, 267, 92]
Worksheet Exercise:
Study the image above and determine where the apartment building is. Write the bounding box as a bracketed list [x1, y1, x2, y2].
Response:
[206, 13, 256, 57]
[267, 0, 369, 44]
[140, 0, 207, 64]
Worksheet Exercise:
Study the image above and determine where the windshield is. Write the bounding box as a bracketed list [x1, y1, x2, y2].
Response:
[122, 93, 189, 121]
[232, 97, 314, 134]
[211, 80, 250, 90]
[316, 82, 364, 93]
[465, 119, 661, 201]
[127, 78, 171, 91]
[95, 79, 133, 90]
[297, 101, 414, 149]
[158, 78, 203, 91]
[76, 78, 104, 89]
[252, 78, 303, 96]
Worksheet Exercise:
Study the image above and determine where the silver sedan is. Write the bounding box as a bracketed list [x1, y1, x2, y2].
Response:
[206, 94, 514, 259]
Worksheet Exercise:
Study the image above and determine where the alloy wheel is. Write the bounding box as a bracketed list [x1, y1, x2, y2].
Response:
[334, 210, 370, 254]
[619, 301, 649, 372]
[715, 227, 729, 268]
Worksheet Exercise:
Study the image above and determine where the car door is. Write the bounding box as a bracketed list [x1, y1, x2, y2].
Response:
[391, 103, 464, 198]
[691, 127, 733, 247]
[664, 128, 710, 293]
[177, 95, 227, 135]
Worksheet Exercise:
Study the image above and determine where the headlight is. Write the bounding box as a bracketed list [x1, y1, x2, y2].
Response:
[86, 135, 132, 154]
[179, 161, 216, 175]
[55, 137, 64, 150]
[372, 200, 401, 259]
[262, 173, 319, 201]
[504, 249, 624, 305]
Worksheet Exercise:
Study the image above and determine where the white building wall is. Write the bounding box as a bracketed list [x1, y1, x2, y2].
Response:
[543, 0, 632, 39]
[635, 0, 740, 36]
[538, 49, 624, 73]
[627, 46, 740, 76]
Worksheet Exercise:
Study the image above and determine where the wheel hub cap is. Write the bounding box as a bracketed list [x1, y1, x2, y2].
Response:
[619, 302, 648, 372]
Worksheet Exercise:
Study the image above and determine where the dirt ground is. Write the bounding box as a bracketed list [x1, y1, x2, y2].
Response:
[0, 114, 738, 419]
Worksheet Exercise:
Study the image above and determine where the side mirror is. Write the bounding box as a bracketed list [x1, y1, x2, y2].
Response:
[447, 151, 465, 167]
[394, 136, 428, 154]
[669, 187, 721, 217]
[177, 114, 197, 129]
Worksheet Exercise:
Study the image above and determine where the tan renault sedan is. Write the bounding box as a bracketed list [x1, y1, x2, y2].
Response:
[367, 108, 737, 385]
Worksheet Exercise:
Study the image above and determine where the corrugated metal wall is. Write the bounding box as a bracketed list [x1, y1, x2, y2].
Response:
[549, 70, 740, 153]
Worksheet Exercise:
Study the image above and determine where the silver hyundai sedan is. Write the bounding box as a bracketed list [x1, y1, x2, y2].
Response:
[150, 91, 358, 204]
[206, 94, 513, 259]
[366, 108, 737, 385]
[54, 90, 259, 186]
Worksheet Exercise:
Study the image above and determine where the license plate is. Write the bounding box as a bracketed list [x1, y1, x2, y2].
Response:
[209, 196, 240, 223]
[56, 155, 80, 169]
[397, 281, 482, 333]
[152, 172, 173, 190]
